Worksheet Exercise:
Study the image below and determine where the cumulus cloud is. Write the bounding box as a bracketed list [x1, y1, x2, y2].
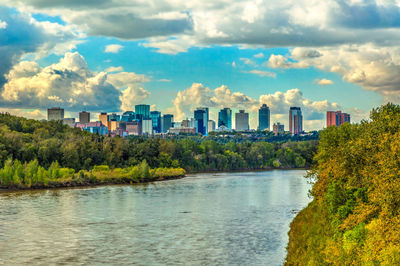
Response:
[107, 72, 149, 88]
[0, 52, 122, 111]
[314, 78, 333, 85]
[267, 54, 309, 69]
[240, 58, 256, 65]
[0, 6, 78, 88]
[105, 44, 123, 53]
[120, 87, 150, 111]
[169, 83, 341, 130]
[253, 52, 264, 58]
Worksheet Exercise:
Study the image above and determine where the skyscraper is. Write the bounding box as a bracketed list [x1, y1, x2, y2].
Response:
[258, 104, 270, 130]
[99, 112, 108, 127]
[235, 110, 249, 131]
[162, 114, 174, 133]
[79, 111, 90, 124]
[121, 111, 135, 122]
[218, 108, 232, 129]
[47, 107, 64, 121]
[327, 111, 351, 127]
[289, 107, 303, 135]
[135, 104, 150, 119]
[150, 111, 162, 133]
[194, 107, 209, 135]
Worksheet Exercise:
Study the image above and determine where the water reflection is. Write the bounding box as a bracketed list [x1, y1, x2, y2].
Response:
[0, 170, 311, 266]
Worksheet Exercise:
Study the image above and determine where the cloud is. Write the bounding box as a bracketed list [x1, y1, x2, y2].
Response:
[169, 83, 342, 130]
[1, 52, 121, 111]
[253, 52, 264, 58]
[0, 20, 6, 29]
[105, 66, 124, 72]
[141, 36, 198, 54]
[105, 44, 123, 53]
[107, 72, 149, 88]
[158, 78, 171, 82]
[0, 6, 78, 88]
[232, 61, 236, 67]
[120, 87, 150, 111]
[267, 54, 308, 69]
[314, 78, 333, 85]
[240, 57, 256, 65]
[243, 70, 276, 78]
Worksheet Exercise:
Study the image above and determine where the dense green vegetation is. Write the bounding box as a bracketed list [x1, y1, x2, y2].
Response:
[0, 113, 317, 176]
[0, 158, 185, 189]
[286, 103, 400, 265]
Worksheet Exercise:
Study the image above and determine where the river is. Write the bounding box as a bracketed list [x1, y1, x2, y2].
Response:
[0, 170, 311, 266]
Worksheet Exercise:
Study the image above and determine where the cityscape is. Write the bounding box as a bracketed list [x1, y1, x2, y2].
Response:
[48, 105, 351, 137]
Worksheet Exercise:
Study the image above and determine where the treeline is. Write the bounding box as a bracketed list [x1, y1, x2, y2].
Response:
[286, 103, 400, 265]
[0, 113, 317, 173]
[0, 158, 185, 189]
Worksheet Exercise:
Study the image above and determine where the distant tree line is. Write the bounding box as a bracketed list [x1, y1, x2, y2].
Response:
[0, 113, 318, 173]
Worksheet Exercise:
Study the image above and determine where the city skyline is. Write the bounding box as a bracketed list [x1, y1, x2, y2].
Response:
[1, 1, 397, 130]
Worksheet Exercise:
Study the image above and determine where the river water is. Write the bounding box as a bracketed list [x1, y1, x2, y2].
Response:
[0, 170, 311, 266]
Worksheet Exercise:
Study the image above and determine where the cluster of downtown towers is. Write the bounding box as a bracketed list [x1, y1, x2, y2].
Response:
[48, 105, 350, 136]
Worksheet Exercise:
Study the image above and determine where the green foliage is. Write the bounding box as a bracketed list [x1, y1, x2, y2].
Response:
[286, 103, 400, 265]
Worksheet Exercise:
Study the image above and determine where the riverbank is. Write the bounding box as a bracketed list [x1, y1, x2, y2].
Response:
[0, 160, 186, 191]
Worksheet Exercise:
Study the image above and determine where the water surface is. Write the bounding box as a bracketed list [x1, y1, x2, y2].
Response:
[0, 170, 311, 265]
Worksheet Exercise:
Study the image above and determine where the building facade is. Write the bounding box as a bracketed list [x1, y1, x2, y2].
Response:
[169, 127, 196, 134]
[327, 111, 351, 127]
[218, 108, 232, 129]
[79, 111, 90, 124]
[99, 112, 108, 127]
[289, 107, 303, 135]
[208, 120, 216, 133]
[273, 122, 284, 135]
[135, 104, 150, 119]
[150, 111, 162, 133]
[47, 107, 64, 121]
[258, 104, 270, 130]
[142, 119, 153, 135]
[162, 114, 174, 133]
[194, 107, 209, 135]
[235, 110, 249, 131]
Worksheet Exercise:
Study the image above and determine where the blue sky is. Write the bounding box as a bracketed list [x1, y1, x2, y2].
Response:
[0, 1, 398, 129]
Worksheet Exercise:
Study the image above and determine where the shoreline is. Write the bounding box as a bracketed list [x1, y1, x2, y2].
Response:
[0, 167, 308, 193]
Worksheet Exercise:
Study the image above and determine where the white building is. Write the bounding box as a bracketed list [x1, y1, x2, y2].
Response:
[142, 119, 153, 135]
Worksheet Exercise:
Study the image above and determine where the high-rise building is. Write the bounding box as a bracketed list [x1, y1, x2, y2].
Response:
[327, 111, 351, 127]
[235, 110, 249, 131]
[107, 113, 120, 122]
[289, 107, 303, 135]
[181, 119, 190, 128]
[99, 113, 108, 127]
[135, 104, 150, 119]
[208, 120, 216, 133]
[121, 111, 135, 122]
[120, 121, 141, 136]
[142, 119, 153, 135]
[162, 114, 174, 133]
[194, 107, 209, 135]
[273, 122, 284, 135]
[150, 111, 162, 133]
[218, 108, 232, 129]
[79, 111, 90, 124]
[258, 104, 270, 130]
[47, 107, 64, 121]
[109, 120, 119, 132]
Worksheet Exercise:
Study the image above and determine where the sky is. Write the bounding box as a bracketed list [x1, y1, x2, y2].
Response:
[0, 0, 399, 130]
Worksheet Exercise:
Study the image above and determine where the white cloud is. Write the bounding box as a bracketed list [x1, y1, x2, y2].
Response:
[314, 78, 333, 85]
[120, 87, 150, 111]
[141, 36, 198, 54]
[1, 52, 121, 111]
[0, 20, 7, 29]
[232, 61, 236, 67]
[244, 70, 276, 78]
[105, 66, 124, 72]
[169, 83, 343, 130]
[107, 72, 149, 88]
[158, 78, 171, 82]
[240, 57, 256, 65]
[105, 44, 123, 53]
[253, 52, 264, 58]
